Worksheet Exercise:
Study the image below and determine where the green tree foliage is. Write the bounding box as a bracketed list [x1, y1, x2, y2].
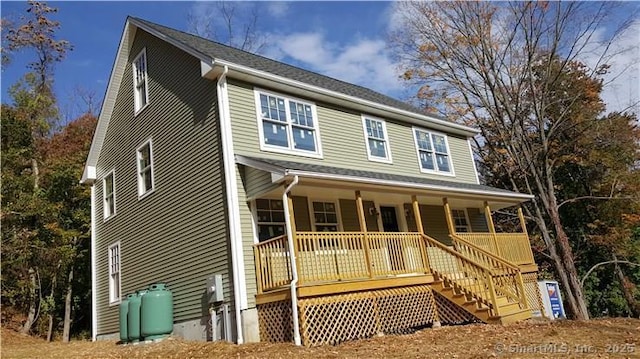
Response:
[1, 1, 94, 340]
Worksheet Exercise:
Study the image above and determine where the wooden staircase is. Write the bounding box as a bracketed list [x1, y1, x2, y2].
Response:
[421, 234, 531, 324]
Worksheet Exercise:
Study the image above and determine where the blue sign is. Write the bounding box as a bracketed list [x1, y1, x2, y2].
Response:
[546, 282, 565, 318]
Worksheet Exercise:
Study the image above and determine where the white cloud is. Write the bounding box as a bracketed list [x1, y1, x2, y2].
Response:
[265, 2, 289, 18]
[272, 32, 404, 95]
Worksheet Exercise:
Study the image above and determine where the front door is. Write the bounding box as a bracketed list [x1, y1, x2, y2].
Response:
[380, 206, 399, 232]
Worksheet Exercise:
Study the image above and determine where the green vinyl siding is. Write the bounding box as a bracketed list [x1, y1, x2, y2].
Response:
[94, 30, 229, 335]
[242, 165, 278, 200]
[339, 199, 379, 231]
[403, 203, 451, 245]
[227, 80, 478, 184]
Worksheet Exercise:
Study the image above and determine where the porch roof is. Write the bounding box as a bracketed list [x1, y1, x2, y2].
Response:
[236, 155, 534, 203]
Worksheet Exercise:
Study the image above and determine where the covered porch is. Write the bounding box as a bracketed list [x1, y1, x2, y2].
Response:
[238, 156, 542, 345]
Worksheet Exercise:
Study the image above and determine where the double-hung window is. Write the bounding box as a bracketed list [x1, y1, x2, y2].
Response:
[256, 199, 286, 241]
[312, 201, 339, 232]
[256, 90, 322, 157]
[413, 128, 453, 174]
[451, 209, 470, 233]
[103, 170, 116, 219]
[136, 139, 155, 198]
[363, 116, 392, 162]
[133, 48, 149, 114]
[108, 242, 121, 303]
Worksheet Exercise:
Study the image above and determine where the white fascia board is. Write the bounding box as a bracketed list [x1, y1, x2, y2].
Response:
[211, 60, 479, 137]
[81, 21, 135, 184]
[283, 169, 534, 202]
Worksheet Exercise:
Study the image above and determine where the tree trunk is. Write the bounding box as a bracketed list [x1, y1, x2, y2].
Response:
[62, 265, 73, 342]
[31, 158, 39, 190]
[614, 258, 640, 318]
[20, 268, 38, 334]
[548, 205, 590, 320]
[47, 314, 54, 342]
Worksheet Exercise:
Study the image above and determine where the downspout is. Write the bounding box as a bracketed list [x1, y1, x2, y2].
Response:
[216, 65, 244, 344]
[282, 175, 301, 346]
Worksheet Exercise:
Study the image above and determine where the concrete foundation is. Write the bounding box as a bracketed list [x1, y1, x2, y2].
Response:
[241, 308, 260, 343]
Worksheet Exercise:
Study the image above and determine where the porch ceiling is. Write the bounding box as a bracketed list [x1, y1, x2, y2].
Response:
[236, 155, 533, 209]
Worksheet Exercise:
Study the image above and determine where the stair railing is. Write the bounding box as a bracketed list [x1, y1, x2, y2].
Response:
[450, 233, 528, 310]
[420, 234, 502, 316]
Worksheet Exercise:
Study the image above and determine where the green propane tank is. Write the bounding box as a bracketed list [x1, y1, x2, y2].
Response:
[127, 290, 147, 343]
[141, 283, 173, 340]
[119, 294, 133, 343]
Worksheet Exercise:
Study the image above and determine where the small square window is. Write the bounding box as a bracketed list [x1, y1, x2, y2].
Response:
[256, 199, 286, 241]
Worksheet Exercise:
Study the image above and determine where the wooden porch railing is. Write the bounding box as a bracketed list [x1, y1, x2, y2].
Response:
[455, 232, 534, 265]
[296, 232, 430, 284]
[254, 235, 291, 294]
[254, 232, 529, 316]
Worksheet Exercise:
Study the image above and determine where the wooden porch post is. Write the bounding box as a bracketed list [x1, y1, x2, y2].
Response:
[442, 198, 455, 235]
[412, 195, 424, 234]
[484, 201, 501, 256]
[287, 192, 301, 284]
[517, 206, 528, 236]
[356, 191, 374, 278]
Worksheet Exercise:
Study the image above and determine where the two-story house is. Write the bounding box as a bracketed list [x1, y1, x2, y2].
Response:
[81, 17, 544, 346]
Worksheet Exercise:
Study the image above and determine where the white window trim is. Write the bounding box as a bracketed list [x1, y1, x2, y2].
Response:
[362, 115, 393, 164]
[451, 208, 472, 233]
[308, 199, 343, 232]
[255, 198, 286, 241]
[132, 48, 149, 116]
[254, 88, 324, 159]
[412, 127, 456, 176]
[103, 169, 116, 221]
[136, 138, 155, 199]
[108, 241, 122, 305]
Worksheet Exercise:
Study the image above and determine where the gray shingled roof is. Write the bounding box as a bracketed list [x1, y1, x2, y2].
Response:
[131, 17, 445, 120]
[238, 156, 529, 198]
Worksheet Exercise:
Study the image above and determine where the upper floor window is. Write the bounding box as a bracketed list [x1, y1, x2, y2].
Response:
[108, 242, 121, 303]
[362, 116, 392, 163]
[312, 201, 339, 232]
[256, 199, 285, 241]
[413, 128, 453, 174]
[103, 170, 116, 219]
[451, 209, 470, 233]
[133, 48, 149, 114]
[255, 89, 322, 158]
[136, 139, 155, 198]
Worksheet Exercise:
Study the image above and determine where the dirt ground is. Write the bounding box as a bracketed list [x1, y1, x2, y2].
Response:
[2, 318, 639, 359]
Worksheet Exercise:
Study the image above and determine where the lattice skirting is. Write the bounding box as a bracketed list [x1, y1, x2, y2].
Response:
[433, 291, 480, 325]
[522, 272, 545, 317]
[257, 300, 293, 343]
[258, 285, 438, 346]
[299, 285, 438, 346]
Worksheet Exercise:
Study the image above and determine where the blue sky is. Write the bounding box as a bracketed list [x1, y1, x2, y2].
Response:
[1, 1, 638, 122]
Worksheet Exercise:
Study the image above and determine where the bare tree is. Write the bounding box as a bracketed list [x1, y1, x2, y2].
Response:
[187, 1, 268, 54]
[390, 1, 637, 320]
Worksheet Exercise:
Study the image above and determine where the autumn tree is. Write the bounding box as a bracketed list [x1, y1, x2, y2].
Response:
[1, 0, 72, 336]
[390, 1, 637, 319]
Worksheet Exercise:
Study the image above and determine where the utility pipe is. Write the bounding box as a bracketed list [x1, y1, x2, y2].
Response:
[283, 175, 301, 346]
